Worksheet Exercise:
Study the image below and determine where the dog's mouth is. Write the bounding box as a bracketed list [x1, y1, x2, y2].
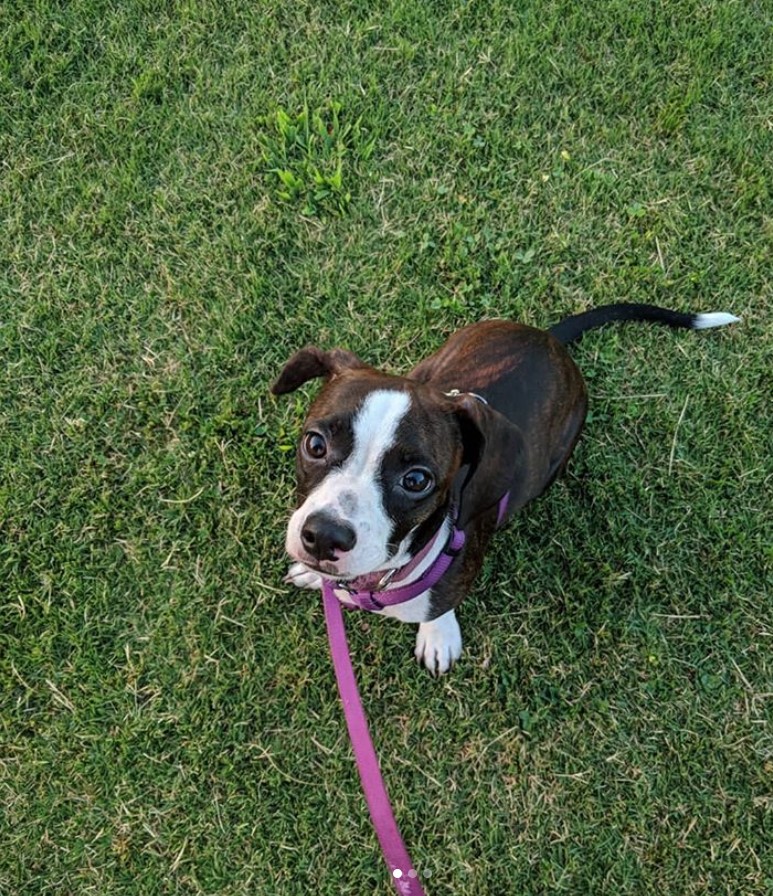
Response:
[335, 569, 395, 591]
[298, 557, 393, 592]
[294, 533, 421, 594]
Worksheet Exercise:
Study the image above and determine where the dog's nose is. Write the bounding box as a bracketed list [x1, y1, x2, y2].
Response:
[300, 511, 356, 561]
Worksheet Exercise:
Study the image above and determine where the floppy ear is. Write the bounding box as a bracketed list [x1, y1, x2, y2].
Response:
[453, 395, 525, 527]
[271, 346, 368, 395]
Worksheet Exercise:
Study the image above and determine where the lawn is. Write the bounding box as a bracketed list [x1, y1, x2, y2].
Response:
[1, 1, 771, 894]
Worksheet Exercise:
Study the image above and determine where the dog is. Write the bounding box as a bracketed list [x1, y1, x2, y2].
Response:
[271, 303, 739, 675]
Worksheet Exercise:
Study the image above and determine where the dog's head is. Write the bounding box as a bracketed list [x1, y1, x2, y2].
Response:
[271, 346, 522, 584]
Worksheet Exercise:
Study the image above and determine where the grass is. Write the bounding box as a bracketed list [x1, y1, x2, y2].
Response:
[1, 0, 771, 893]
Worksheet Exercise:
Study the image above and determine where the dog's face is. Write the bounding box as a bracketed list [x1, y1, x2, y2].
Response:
[285, 374, 463, 581]
[272, 346, 524, 584]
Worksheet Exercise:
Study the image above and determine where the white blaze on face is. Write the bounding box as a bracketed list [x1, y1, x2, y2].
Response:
[286, 389, 411, 577]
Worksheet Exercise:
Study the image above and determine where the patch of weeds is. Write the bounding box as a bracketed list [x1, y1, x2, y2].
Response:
[258, 101, 375, 216]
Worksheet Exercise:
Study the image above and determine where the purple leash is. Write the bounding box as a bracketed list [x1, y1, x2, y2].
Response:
[321, 492, 509, 895]
[323, 583, 426, 895]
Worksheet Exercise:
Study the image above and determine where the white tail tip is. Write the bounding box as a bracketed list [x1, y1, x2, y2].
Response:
[692, 311, 741, 330]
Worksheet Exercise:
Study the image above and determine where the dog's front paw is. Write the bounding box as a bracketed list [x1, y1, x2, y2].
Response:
[415, 610, 462, 676]
[284, 562, 323, 590]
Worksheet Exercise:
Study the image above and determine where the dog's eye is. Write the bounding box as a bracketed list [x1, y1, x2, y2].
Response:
[303, 431, 327, 460]
[401, 468, 434, 494]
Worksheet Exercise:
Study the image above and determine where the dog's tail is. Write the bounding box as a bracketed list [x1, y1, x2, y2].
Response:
[548, 302, 740, 345]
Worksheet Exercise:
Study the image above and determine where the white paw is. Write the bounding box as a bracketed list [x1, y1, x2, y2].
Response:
[414, 610, 463, 676]
[284, 562, 323, 590]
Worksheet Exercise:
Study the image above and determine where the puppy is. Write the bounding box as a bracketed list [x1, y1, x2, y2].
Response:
[271, 303, 738, 674]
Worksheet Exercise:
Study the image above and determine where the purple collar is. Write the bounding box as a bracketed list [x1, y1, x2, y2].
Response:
[328, 491, 510, 613]
[332, 522, 466, 612]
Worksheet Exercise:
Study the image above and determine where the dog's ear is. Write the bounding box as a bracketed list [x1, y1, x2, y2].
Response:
[271, 346, 368, 395]
[453, 395, 524, 528]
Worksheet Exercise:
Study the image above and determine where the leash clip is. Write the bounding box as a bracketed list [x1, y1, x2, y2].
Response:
[335, 580, 385, 612]
[335, 579, 357, 595]
[376, 568, 397, 589]
[335, 567, 396, 593]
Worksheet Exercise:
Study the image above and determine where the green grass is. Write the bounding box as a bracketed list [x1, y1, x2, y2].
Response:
[1, 1, 771, 893]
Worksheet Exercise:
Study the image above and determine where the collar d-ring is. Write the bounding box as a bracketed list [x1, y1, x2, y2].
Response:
[443, 388, 488, 405]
